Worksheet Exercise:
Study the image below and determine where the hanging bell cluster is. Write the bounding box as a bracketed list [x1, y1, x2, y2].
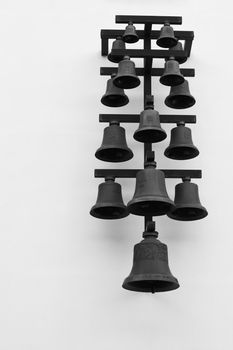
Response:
[92, 15, 208, 294]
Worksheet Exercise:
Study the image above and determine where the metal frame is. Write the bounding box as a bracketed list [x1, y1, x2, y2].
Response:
[96, 15, 199, 230]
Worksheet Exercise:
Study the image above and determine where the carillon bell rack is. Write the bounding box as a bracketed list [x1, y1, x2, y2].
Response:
[90, 15, 208, 294]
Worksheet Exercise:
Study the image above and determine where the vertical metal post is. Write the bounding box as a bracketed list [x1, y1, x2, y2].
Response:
[143, 23, 153, 230]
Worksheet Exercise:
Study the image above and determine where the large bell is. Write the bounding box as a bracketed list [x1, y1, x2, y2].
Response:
[108, 36, 126, 63]
[113, 56, 141, 89]
[168, 42, 187, 64]
[167, 179, 208, 221]
[156, 23, 178, 48]
[122, 22, 139, 43]
[90, 178, 129, 219]
[122, 233, 179, 293]
[95, 122, 133, 162]
[164, 123, 199, 160]
[127, 164, 174, 216]
[133, 107, 167, 143]
[101, 74, 129, 107]
[160, 58, 185, 86]
[165, 80, 196, 109]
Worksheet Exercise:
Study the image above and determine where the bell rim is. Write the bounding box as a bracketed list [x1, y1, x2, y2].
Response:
[160, 74, 185, 87]
[101, 94, 129, 107]
[95, 146, 134, 163]
[113, 75, 141, 89]
[122, 274, 180, 293]
[90, 203, 129, 220]
[156, 37, 178, 48]
[127, 196, 175, 216]
[133, 127, 167, 143]
[107, 53, 125, 63]
[165, 94, 196, 109]
[175, 56, 188, 64]
[122, 34, 139, 44]
[164, 145, 200, 160]
[167, 204, 208, 221]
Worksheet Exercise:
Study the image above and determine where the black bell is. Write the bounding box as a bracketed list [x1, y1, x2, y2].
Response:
[122, 22, 139, 43]
[113, 56, 141, 89]
[108, 36, 126, 63]
[95, 122, 133, 162]
[133, 107, 167, 143]
[157, 23, 178, 48]
[101, 74, 129, 107]
[168, 42, 187, 64]
[167, 179, 208, 221]
[164, 123, 199, 160]
[160, 58, 185, 86]
[90, 177, 129, 220]
[122, 231, 179, 293]
[165, 80, 196, 109]
[127, 164, 174, 216]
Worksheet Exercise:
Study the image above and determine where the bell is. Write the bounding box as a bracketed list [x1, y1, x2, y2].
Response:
[127, 164, 174, 216]
[122, 22, 139, 43]
[160, 58, 185, 86]
[156, 23, 178, 48]
[165, 80, 196, 109]
[164, 123, 199, 160]
[90, 177, 129, 220]
[167, 179, 208, 221]
[168, 42, 187, 64]
[133, 107, 167, 143]
[122, 233, 179, 293]
[108, 36, 126, 63]
[113, 56, 141, 89]
[101, 74, 129, 107]
[95, 122, 133, 162]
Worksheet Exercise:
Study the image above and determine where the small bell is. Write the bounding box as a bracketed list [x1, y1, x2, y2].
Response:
[160, 58, 185, 87]
[113, 56, 141, 89]
[164, 122, 199, 160]
[133, 107, 167, 143]
[101, 74, 129, 107]
[165, 80, 196, 109]
[168, 42, 187, 64]
[108, 36, 126, 63]
[90, 177, 129, 220]
[167, 178, 208, 221]
[157, 22, 178, 48]
[122, 22, 139, 43]
[127, 163, 174, 216]
[95, 121, 133, 162]
[122, 225, 179, 293]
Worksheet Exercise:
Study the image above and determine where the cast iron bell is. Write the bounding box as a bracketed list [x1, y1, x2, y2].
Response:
[164, 122, 199, 160]
[113, 56, 141, 89]
[108, 36, 126, 63]
[127, 163, 174, 216]
[90, 177, 129, 220]
[168, 42, 187, 64]
[160, 58, 185, 86]
[101, 74, 129, 107]
[167, 178, 208, 221]
[165, 80, 196, 109]
[133, 107, 167, 143]
[157, 23, 178, 48]
[122, 22, 139, 43]
[122, 227, 179, 293]
[95, 121, 133, 162]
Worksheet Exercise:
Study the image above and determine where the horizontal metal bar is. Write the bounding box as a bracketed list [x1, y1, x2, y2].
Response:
[100, 67, 195, 77]
[115, 15, 182, 25]
[99, 114, 196, 124]
[101, 29, 194, 40]
[95, 169, 202, 179]
[110, 49, 187, 59]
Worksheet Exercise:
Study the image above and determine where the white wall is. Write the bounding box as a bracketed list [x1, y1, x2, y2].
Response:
[0, 1, 232, 349]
